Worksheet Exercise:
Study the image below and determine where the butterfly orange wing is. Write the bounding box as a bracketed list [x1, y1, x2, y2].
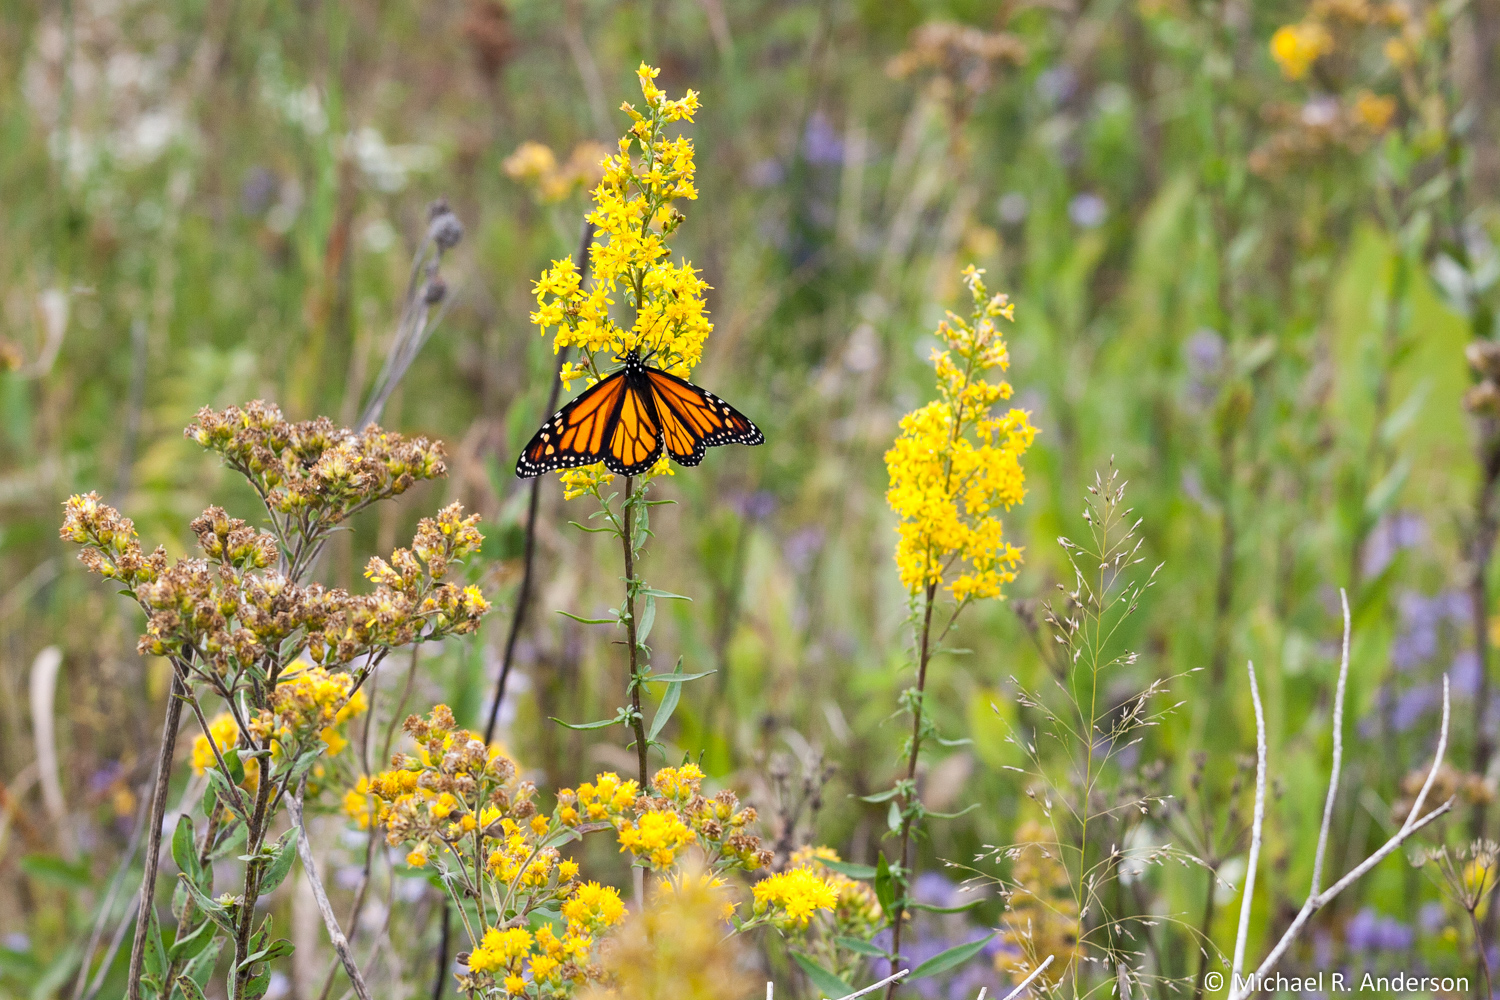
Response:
[603, 375, 664, 475]
[516, 370, 628, 478]
[644, 366, 764, 467]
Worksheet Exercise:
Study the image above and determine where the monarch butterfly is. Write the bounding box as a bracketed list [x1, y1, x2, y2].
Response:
[515, 351, 764, 478]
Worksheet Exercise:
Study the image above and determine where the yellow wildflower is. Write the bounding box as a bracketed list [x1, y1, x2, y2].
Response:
[191, 713, 259, 790]
[563, 881, 627, 933]
[191, 713, 241, 775]
[1353, 90, 1396, 132]
[342, 775, 376, 829]
[752, 868, 839, 928]
[616, 809, 695, 868]
[885, 267, 1034, 602]
[651, 763, 705, 801]
[407, 844, 429, 868]
[527, 65, 713, 491]
[1270, 22, 1332, 80]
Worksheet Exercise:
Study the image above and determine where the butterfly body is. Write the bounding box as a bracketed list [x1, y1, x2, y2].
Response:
[516, 351, 763, 478]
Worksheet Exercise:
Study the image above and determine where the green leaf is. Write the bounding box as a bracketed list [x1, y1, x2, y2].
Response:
[221, 748, 246, 786]
[859, 788, 899, 803]
[887, 799, 902, 832]
[20, 853, 92, 889]
[255, 826, 301, 896]
[873, 853, 895, 914]
[204, 769, 249, 824]
[283, 747, 324, 785]
[181, 938, 222, 995]
[934, 736, 974, 748]
[167, 919, 218, 962]
[637, 594, 656, 646]
[172, 816, 204, 889]
[175, 976, 209, 1000]
[637, 670, 716, 683]
[909, 934, 996, 981]
[144, 906, 168, 978]
[548, 716, 621, 731]
[833, 935, 888, 957]
[210, 824, 248, 861]
[176, 874, 237, 934]
[820, 859, 877, 880]
[1364, 456, 1411, 521]
[639, 588, 691, 601]
[647, 659, 686, 742]
[791, 952, 853, 998]
[925, 803, 980, 820]
[909, 898, 983, 915]
[555, 610, 615, 625]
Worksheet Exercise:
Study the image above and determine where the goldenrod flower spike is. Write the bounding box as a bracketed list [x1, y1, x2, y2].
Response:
[885, 266, 1036, 602]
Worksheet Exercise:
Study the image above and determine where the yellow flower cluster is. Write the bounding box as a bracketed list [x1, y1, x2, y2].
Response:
[527, 64, 710, 484]
[246, 665, 368, 756]
[191, 712, 242, 774]
[190, 712, 260, 791]
[788, 846, 884, 937]
[503, 140, 610, 204]
[885, 266, 1035, 602]
[559, 764, 773, 874]
[1269, 1, 1415, 81]
[617, 810, 695, 868]
[464, 882, 625, 994]
[559, 465, 616, 502]
[752, 868, 840, 929]
[996, 820, 1078, 990]
[1270, 21, 1332, 80]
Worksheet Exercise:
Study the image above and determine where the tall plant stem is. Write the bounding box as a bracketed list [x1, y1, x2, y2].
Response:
[125, 672, 186, 1000]
[484, 220, 595, 745]
[885, 579, 938, 1000]
[1190, 865, 1217, 1000]
[621, 475, 649, 789]
[232, 758, 276, 997]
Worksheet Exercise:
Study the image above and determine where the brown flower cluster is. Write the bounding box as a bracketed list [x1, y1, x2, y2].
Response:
[1464, 341, 1500, 418]
[191, 506, 279, 570]
[60, 492, 167, 587]
[1393, 762, 1494, 824]
[62, 494, 488, 670]
[1248, 91, 1397, 176]
[186, 400, 446, 530]
[886, 21, 1027, 101]
[368, 705, 537, 848]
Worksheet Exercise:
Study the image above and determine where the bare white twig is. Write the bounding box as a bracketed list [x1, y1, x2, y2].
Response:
[830, 968, 909, 1000]
[287, 785, 372, 1000]
[1310, 590, 1352, 897]
[1226, 667, 1455, 1000]
[1000, 955, 1055, 1000]
[1231, 660, 1266, 986]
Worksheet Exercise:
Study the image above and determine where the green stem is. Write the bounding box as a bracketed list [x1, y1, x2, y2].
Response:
[621, 476, 649, 790]
[886, 579, 939, 1000]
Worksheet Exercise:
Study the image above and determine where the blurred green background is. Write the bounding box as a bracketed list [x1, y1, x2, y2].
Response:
[3, 0, 1500, 996]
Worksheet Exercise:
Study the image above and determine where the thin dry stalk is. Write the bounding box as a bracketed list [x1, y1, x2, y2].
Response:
[1230, 660, 1266, 985]
[1227, 629, 1455, 1000]
[125, 672, 185, 1000]
[288, 783, 372, 1000]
